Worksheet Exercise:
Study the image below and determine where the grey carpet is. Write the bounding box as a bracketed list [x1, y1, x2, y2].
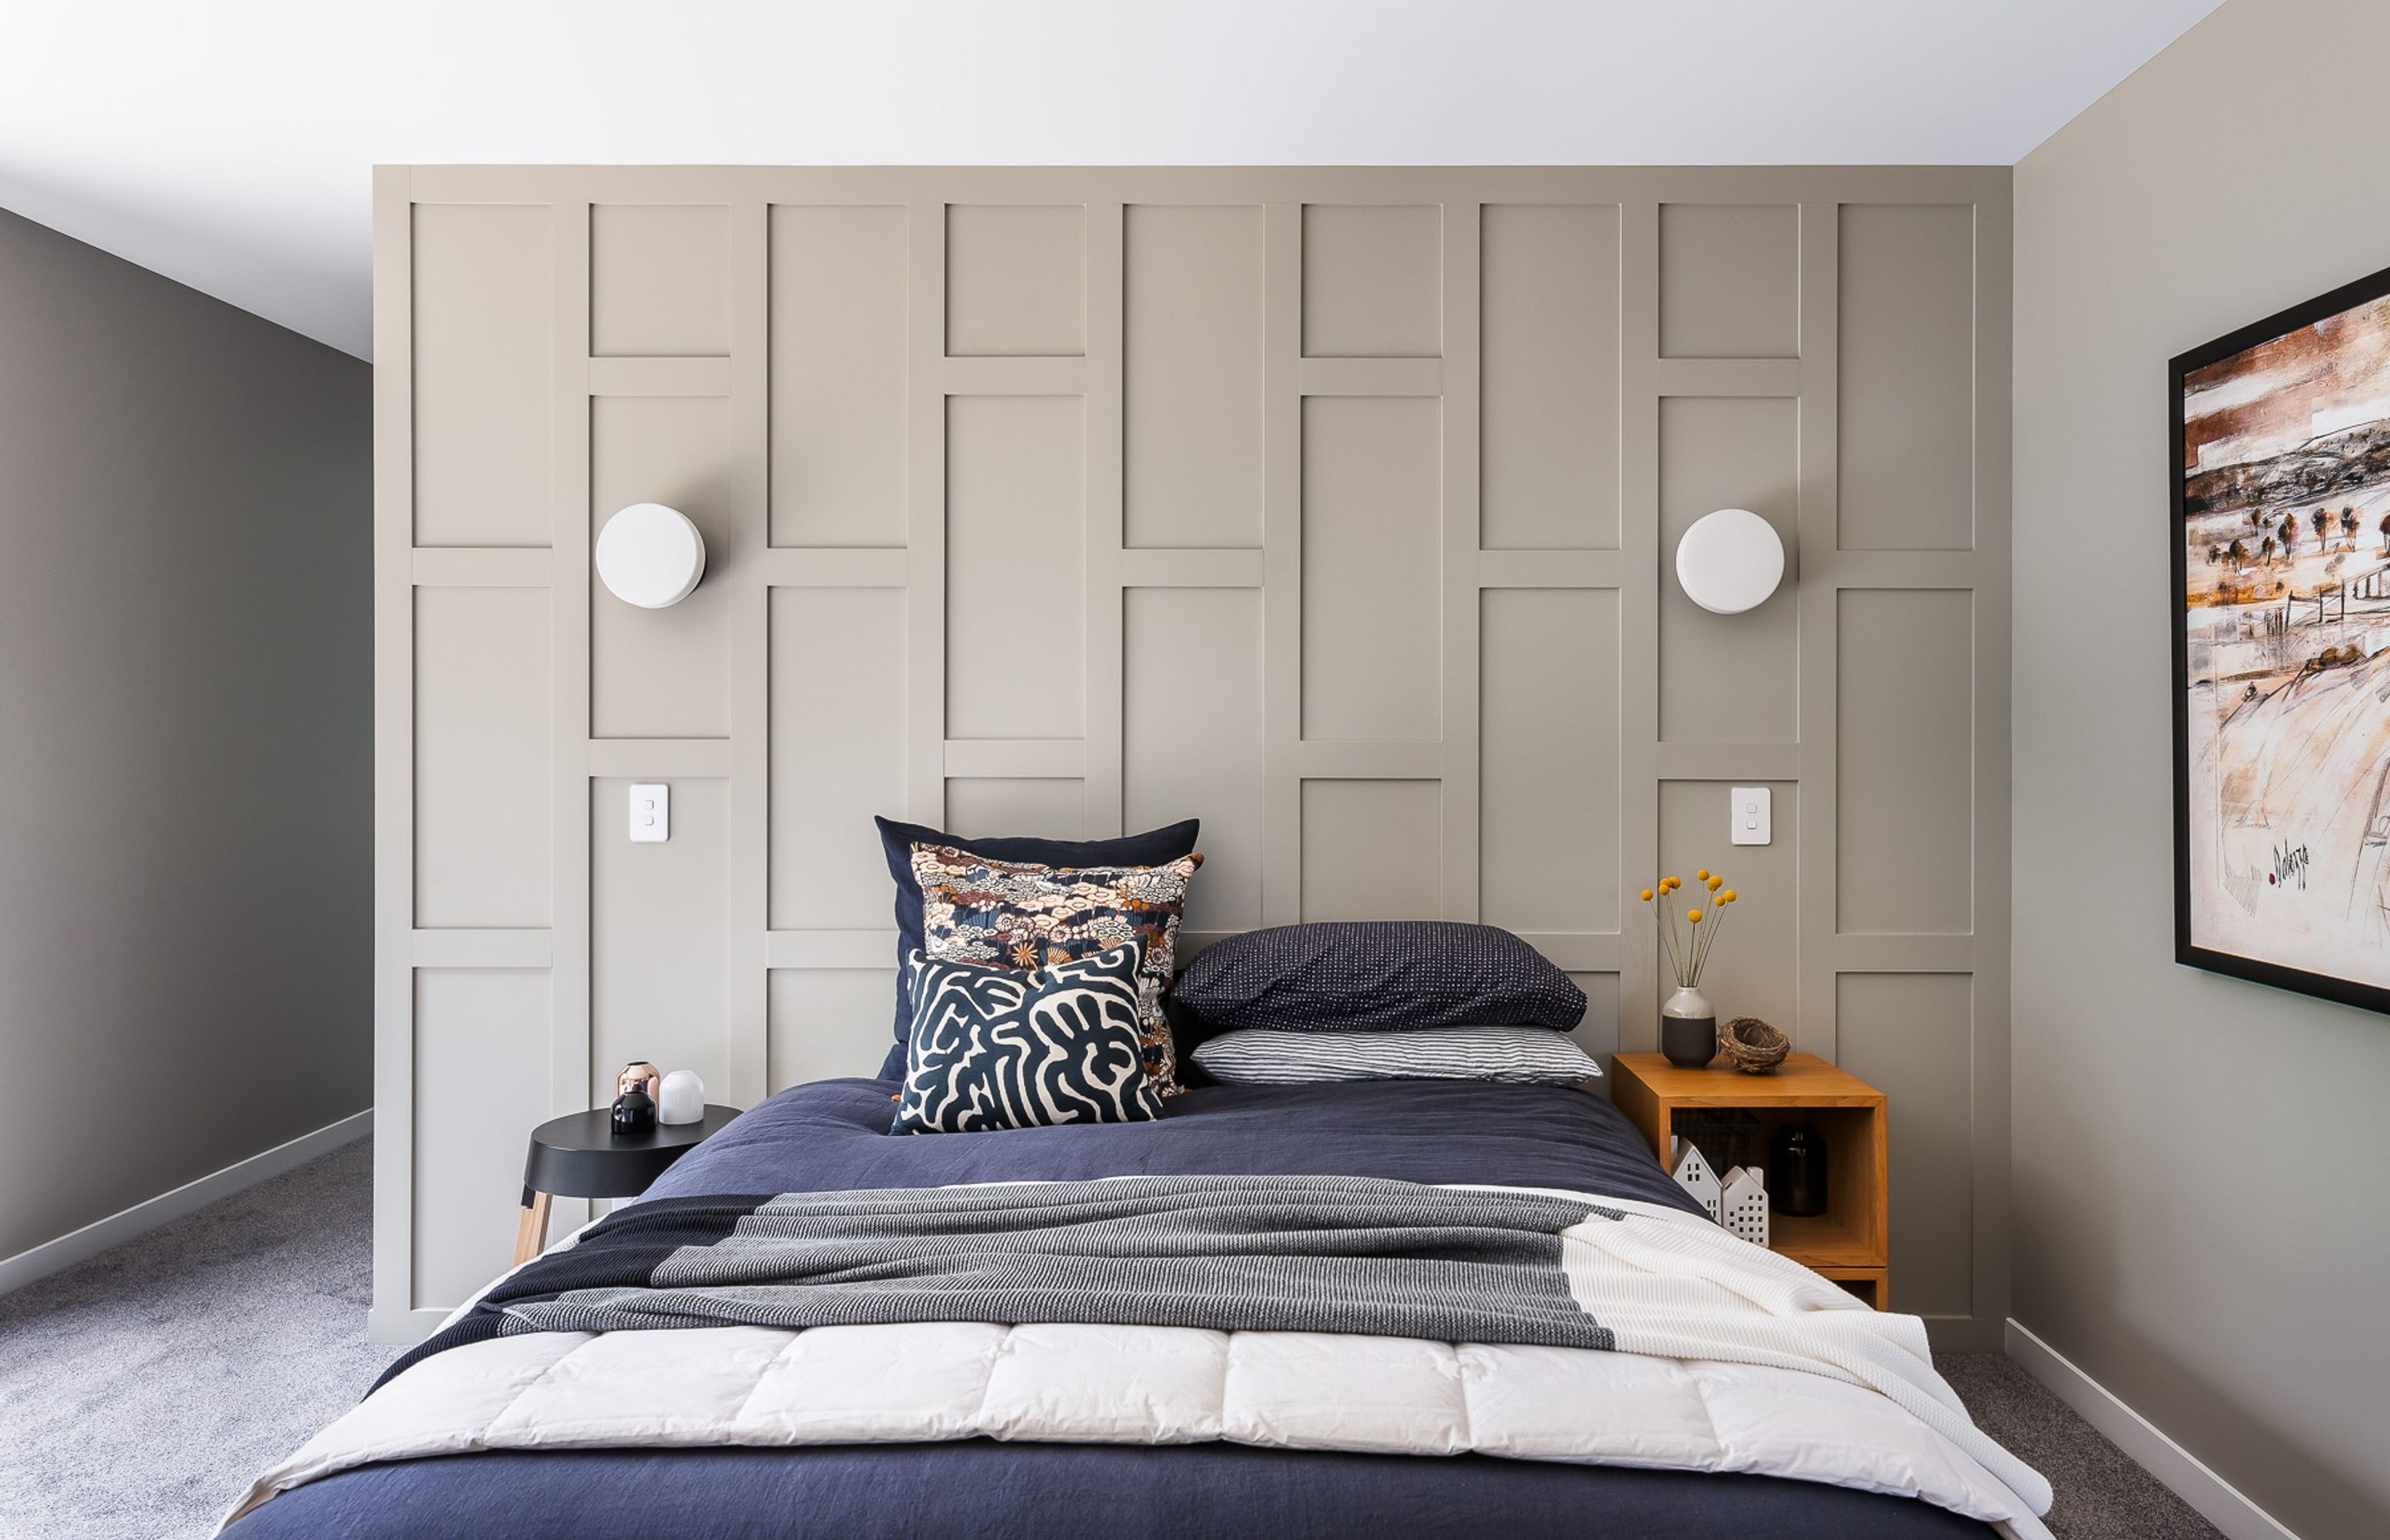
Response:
[1940, 1351, 2226, 1539]
[0, 1137, 402, 1540]
[0, 1139, 2224, 1540]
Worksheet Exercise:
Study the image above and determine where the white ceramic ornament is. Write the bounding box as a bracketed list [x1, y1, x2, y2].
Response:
[656, 1070, 706, 1125]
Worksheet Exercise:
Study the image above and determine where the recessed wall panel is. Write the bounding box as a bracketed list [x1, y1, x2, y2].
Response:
[1841, 204, 1975, 550]
[1124, 204, 1263, 548]
[1481, 588, 1619, 934]
[1480, 203, 1621, 549]
[1302, 205, 1441, 358]
[414, 587, 550, 928]
[1300, 780, 1439, 920]
[589, 395, 734, 739]
[412, 969, 549, 1305]
[944, 396, 1085, 739]
[945, 205, 1085, 357]
[591, 777, 730, 1104]
[1658, 204, 1798, 358]
[1839, 591, 1973, 933]
[1657, 397, 1798, 743]
[768, 968, 898, 1091]
[1838, 972, 1973, 1318]
[769, 205, 907, 547]
[769, 588, 907, 930]
[412, 203, 551, 546]
[1658, 781, 1798, 1038]
[1301, 397, 1441, 740]
[944, 777, 1085, 841]
[1125, 587, 1262, 932]
[591, 204, 729, 357]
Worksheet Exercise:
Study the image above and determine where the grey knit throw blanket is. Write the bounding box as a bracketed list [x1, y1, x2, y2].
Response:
[487, 1174, 1628, 1351]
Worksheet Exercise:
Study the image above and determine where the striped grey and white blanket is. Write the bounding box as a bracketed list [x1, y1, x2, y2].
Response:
[1191, 1026, 1603, 1084]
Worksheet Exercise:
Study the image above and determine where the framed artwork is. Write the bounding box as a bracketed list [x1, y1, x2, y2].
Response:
[2173, 260, 2390, 1013]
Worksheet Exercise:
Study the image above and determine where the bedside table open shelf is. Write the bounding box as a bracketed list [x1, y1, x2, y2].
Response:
[1610, 1052, 1890, 1308]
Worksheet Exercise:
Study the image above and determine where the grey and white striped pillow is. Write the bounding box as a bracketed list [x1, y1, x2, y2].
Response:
[1190, 1026, 1602, 1086]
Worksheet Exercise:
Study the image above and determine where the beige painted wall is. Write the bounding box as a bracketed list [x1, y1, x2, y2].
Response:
[2013, 2, 2390, 1534]
[375, 166, 2011, 1349]
[0, 207, 371, 1265]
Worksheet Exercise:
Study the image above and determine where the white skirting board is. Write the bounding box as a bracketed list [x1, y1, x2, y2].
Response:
[0, 1108, 373, 1299]
[2003, 1318, 2300, 1540]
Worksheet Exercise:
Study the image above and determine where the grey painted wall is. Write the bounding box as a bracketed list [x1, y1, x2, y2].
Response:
[2013, 1, 2390, 1534]
[0, 207, 371, 1265]
[375, 166, 2010, 1348]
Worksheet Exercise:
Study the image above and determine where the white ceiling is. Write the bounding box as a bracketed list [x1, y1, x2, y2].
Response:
[0, 0, 2223, 360]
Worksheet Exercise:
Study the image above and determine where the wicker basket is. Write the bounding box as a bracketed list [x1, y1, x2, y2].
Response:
[1719, 1016, 1789, 1075]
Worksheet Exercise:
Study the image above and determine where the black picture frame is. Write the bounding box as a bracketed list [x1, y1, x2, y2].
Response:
[2172, 257, 2390, 1015]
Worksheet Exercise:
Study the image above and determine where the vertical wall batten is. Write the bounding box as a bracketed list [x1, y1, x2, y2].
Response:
[1966, 177, 2017, 1342]
[1795, 201, 1842, 1065]
[904, 203, 948, 826]
[1616, 202, 1663, 1052]
[548, 199, 594, 1235]
[727, 201, 770, 1107]
[368, 167, 416, 1336]
[1440, 202, 1483, 924]
[1083, 202, 1127, 840]
[1260, 202, 1304, 927]
[379, 167, 2010, 1352]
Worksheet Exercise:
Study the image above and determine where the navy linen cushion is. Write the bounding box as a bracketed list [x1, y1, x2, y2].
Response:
[873, 816, 1200, 1079]
[892, 943, 1163, 1135]
[1171, 921, 1585, 1038]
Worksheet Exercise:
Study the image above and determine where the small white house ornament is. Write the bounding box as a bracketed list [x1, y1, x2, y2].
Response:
[1670, 1137, 1723, 1224]
[1719, 1165, 1770, 1247]
[656, 1070, 706, 1125]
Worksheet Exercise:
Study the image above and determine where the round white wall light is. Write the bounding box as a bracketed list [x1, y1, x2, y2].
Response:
[594, 503, 706, 609]
[1675, 508, 1785, 615]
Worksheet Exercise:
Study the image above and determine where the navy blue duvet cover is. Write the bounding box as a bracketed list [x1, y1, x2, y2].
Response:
[223, 1079, 1992, 1540]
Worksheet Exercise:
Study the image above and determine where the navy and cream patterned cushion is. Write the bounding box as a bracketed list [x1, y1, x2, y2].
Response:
[912, 844, 1202, 1097]
[891, 943, 1162, 1135]
[1170, 921, 1585, 1039]
[1191, 1026, 1602, 1086]
[872, 816, 1200, 1080]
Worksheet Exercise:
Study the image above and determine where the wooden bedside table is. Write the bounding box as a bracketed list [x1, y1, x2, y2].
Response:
[1610, 1053, 1890, 1309]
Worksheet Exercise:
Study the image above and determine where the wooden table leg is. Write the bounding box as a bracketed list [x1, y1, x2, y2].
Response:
[512, 1189, 553, 1265]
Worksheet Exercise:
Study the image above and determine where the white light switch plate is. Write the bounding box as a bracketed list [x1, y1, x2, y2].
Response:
[1730, 786, 1771, 846]
[629, 782, 670, 843]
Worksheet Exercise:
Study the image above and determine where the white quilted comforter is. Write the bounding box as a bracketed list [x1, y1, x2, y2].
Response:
[226, 1191, 2052, 1537]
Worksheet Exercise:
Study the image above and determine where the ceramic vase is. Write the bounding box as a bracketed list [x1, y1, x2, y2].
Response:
[1660, 984, 1717, 1069]
[610, 1087, 656, 1136]
[657, 1070, 706, 1125]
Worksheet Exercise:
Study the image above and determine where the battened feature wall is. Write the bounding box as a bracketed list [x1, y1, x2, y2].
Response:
[374, 166, 2011, 1347]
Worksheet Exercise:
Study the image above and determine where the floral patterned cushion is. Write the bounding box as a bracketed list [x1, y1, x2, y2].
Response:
[910, 843, 1202, 1096]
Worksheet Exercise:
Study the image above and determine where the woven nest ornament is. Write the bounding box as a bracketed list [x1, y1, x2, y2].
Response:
[1719, 1016, 1789, 1075]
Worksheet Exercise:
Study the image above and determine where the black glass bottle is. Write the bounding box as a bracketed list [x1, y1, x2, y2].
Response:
[611, 1086, 657, 1137]
[1768, 1125, 1827, 1216]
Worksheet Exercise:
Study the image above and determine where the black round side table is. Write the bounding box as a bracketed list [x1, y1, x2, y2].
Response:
[513, 1104, 742, 1264]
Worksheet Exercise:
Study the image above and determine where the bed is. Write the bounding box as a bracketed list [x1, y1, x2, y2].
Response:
[221, 1078, 2037, 1538]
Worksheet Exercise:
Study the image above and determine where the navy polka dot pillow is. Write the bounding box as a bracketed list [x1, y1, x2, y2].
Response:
[1170, 922, 1585, 1039]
